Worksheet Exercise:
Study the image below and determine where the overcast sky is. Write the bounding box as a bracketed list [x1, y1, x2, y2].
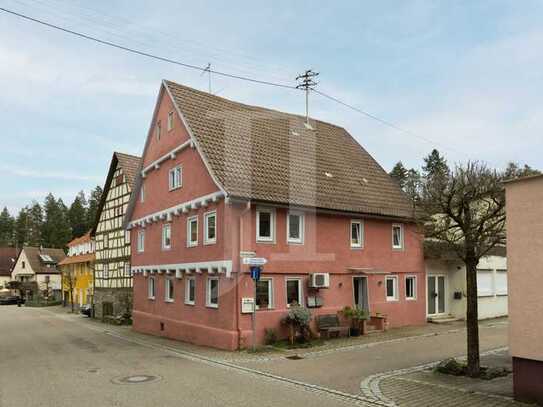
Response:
[1, 0, 542, 214]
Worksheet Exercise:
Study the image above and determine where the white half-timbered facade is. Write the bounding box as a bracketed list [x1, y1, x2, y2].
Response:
[92, 152, 142, 319]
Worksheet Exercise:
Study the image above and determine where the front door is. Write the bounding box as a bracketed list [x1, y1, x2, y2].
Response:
[427, 275, 446, 315]
[353, 277, 369, 312]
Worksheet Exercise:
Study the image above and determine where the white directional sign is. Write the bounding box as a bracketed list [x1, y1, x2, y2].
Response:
[242, 257, 267, 266]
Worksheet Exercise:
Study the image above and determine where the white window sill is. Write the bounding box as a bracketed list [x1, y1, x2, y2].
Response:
[148, 296, 155, 300]
[351, 245, 363, 250]
[185, 301, 195, 306]
[204, 240, 217, 246]
[386, 298, 399, 302]
[168, 186, 182, 192]
[206, 304, 219, 309]
[162, 247, 172, 251]
[165, 299, 174, 303]
[256, 306, 274, 311]
[257, 238, 275, 244]
[406, 297, 417, 301]
[287, 240, 304, 245]
[392, 246, 404, 251]
[187, 243, 198, 248]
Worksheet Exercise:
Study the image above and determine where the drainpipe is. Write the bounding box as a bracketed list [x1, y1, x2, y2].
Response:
[236, 200, 252, 350]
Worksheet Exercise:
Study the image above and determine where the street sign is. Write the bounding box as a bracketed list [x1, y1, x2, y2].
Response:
[250, 266, 261, 281]
[242, 257, 267, 266]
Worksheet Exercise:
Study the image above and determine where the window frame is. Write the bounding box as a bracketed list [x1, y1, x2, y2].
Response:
[168, 165, 182, 191]
[206, 276, 219, 308]
[285, 277, 303, 308]
[385, 275, 398, 301]
[156, 120, 161, 140]
[162, 223, 172, 250]
[405, 275, 417, 300]
[185, 277, 196, 305]
[204, 211, 217, 245]
[140, 184, 144, 203]
[187, 216, 198, 247]
[350, 219, 364, 249]
[148, 276, 156, 300]
[256, 208, 275, 243]
[164, 277, 174, 302]
[255, 278, 274, 310]
[137, 230, 145, 253]
[167, 111, 174, 131]
[287, 211, 304, 244]
[392, 224, 404, 250]
[495, 269, 508, 296]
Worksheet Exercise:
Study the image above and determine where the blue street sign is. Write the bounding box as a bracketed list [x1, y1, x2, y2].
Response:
[250, 266, 261, 281]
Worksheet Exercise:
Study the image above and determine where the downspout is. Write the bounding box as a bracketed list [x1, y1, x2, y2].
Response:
[236, 200, 252, 350]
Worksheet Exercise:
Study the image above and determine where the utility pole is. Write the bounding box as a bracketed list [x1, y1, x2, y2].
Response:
[202, 63, 212, 93]
[296, 69, 319, 125]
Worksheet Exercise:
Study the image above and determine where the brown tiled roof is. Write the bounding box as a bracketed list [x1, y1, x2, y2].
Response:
[66, 231, 92, 247]
[164, 80, 414, 219]
[115, 152, 141, 187]
[23, 246, 66, 274]
[0, 247, 19, 277]
[58, 253, 95, 266]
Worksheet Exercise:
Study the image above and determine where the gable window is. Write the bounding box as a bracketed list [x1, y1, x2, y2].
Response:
[167, 111, 174, 131]
[187, 216, 198, 247]
[256, 208, 275, 242]
[162, 224, 172, 250]
[287, 211, 304, 244]
[206, 277, 219, 308]
[392, 224, 404, 249]
[156, 120, 161, 140]
[185, 277, 196, 305]
[286, 278, 303, 307]
[204, 211, 217, 245]
[165, 278, 174, 302]
[22, 261, 25, 269]
[351, 220, 363, 248]
[386, 275, 398, 301]
[405, 276, 416, 300]
[148, 276, 156, 299]
[168, 166, 182, 191]
[256, 278, 273, 309]
[140, 184, 144, 203]
[137, 230, 145, 252]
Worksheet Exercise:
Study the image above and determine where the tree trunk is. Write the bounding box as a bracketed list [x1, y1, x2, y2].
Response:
[465, 255, 480, 377]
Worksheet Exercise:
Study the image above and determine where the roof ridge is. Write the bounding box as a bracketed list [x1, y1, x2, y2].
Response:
[114, 151, 142, 159]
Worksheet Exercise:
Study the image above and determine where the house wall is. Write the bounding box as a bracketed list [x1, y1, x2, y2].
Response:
[61, 262, 93, 307]
[11, 251, 33, 280]
[506, 176, 543, 404]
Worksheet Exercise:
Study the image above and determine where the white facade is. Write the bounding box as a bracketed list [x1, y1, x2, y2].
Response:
[11, 250, 62, 292]
[425, 255, 508, 320]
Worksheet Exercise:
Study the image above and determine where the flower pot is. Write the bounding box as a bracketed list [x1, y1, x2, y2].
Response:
[350, 327, 361, 337]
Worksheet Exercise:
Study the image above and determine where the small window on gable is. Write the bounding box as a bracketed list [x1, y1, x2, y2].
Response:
[287, 211, 304, 244]
[167, 111, 174, 131]
[168, 166, 182, 191]
[137, 230, 145, 253]
[148, 276, 155, 299]
[162, 224, 171, 250]
[256, 208, 275, 242]
[140, 184, 144, 203]
[156, 120, 161, 140]
[392, 224, 404, 249]
[351, 220, 363, 248]
[22, 261, 25, 269]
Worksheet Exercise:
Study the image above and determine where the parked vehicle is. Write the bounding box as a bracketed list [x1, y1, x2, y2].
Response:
[0, 296, 23, 305]
[80, 304, 92, 317]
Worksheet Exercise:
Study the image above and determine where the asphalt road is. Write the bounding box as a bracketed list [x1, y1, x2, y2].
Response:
[0, 305, 363, 407]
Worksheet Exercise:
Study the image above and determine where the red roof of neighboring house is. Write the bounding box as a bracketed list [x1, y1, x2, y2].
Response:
[0, 247, 19, 277]
[58, 253, 95, 266]
[66, 232, 92, 247]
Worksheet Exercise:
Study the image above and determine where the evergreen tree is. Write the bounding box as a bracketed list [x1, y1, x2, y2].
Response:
[404, 169, 422, 204]
[389, 161, 409, 188]
[0, 207, 15, 246]
[26, 202, 43, 246]
[86, 185, 103, 230]
[68, 190, 88, 238]
[422, 149, 449, 180]
[42, 194, 72, 248]
[14, 208, 29, 248]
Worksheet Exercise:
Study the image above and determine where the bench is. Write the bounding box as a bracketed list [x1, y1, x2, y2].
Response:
[317, 314, 350, 339]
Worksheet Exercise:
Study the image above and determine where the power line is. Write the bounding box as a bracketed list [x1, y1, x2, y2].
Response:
[0, 6, 297, 90]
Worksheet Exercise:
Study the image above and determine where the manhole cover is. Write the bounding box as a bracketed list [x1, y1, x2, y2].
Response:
[112, 374, 161, 385]
[285, 355, 304, 360]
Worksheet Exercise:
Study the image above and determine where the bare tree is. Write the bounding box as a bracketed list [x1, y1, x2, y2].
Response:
[419, 161, 506, 377]
[62, 265, 78, 313]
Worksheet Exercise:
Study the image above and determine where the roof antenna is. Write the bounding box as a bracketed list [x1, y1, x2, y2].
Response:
[201, 63, 212, 93]
[296, 69, 319, 128]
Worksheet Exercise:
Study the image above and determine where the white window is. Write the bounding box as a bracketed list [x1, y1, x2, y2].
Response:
[204, 211, 217, 245]
[185, 277, 195, 305]
[206, 277, 219, 308]
[165, 278, 174, 302]
[187, 216, 198, 247]
[477, 269, 493, 297]
[148, 276, 155, 299]
[256, 208, 275, 242]
[256, 278, 273, 309]
[156, 120, 161, 140]
[495, 269, 508, 296]
[392, 224, 404, 249]
[287, 211, 304, 244]
[405, 276, 417, 300]
[124, 230, 130, 245]
[286, 278, 303, 307]
[351, 220, 363, 248]
[137, 230, 145, 252]
[167, 111, 174, 131]
[162, 224, 172, 250]
[140, 184, 144, 203]
[168, 166, 182, 190]
[385, 275, 398, 301]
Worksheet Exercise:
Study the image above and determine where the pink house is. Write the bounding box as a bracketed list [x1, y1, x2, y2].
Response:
[124, 80, 426, 350]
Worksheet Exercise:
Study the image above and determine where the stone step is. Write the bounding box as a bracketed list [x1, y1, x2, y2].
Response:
[427, 314, 461, 324]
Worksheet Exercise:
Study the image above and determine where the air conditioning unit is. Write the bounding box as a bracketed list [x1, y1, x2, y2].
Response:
[309, 273, 330, 289]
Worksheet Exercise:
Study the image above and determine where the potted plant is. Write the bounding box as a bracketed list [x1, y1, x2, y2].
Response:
[341, 306, 368, 336]
[282, 305, 312, 345]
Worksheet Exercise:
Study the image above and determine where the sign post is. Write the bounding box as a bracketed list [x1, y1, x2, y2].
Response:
[243, 257, 267, 351]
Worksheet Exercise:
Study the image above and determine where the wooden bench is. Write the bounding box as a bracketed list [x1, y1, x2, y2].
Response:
[317, 314, 349, 339]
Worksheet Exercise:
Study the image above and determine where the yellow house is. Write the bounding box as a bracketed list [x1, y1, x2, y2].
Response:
[59, 232, 95, 308]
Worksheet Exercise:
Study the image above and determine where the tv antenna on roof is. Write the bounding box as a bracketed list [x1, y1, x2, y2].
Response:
[201, 62, 212, 93]
[296, 69, 319, 126]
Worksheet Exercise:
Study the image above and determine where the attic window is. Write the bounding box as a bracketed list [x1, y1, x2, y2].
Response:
[290, 130, 300, 136]
[303, 122, 314, 130]
[324, 172, 333, 178]
[156, 121, 162, 140]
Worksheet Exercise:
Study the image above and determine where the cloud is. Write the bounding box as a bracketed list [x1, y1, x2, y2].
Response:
[1, 166, 102, 182]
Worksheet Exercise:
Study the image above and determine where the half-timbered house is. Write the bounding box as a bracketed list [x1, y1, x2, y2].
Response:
[91, 152, 141, 319]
